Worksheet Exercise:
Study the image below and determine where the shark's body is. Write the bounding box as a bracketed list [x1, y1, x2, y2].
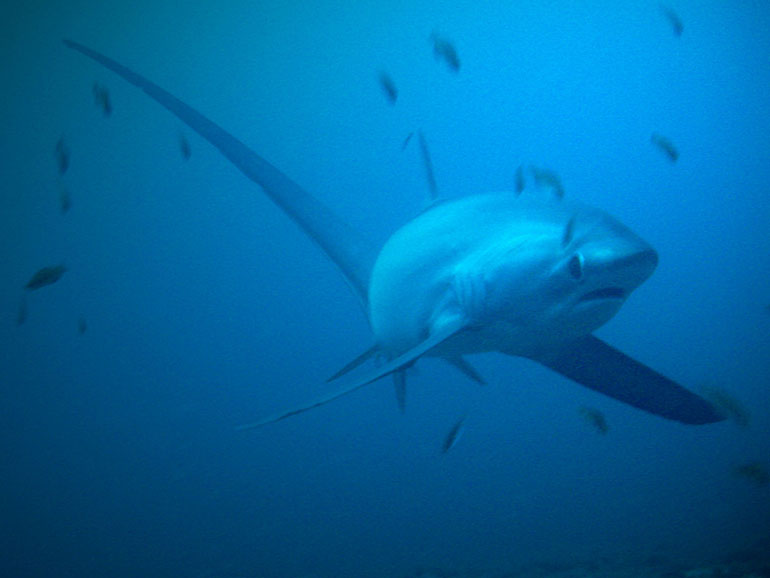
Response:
[369, 193, 656, 360]
[64, 40, 724, 427]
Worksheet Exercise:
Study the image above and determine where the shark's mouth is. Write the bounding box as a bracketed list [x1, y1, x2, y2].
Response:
[580, 287, 626, 302]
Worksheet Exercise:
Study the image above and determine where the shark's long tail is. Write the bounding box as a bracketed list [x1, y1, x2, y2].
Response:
[63, 39, 377, 309]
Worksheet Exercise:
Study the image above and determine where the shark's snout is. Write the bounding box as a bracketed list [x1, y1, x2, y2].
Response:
[577, 234, 658, 309]
[579, 248, 657, 303]
[605, 242, 658, 299]
[620, 246, 659, 289]
[619, 247, 658, 280]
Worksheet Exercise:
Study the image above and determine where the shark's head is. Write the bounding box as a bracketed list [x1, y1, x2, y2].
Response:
[555, 207, 658, 331]
[475, 199, 658, 352]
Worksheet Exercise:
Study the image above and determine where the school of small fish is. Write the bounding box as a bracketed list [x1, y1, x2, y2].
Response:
[21, 75, 195, 331]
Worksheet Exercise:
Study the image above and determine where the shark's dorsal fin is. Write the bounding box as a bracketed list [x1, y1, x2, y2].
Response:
[237, 318, 466, 429]
[528, 335, 725, 425]
[63, 39, 377, 308]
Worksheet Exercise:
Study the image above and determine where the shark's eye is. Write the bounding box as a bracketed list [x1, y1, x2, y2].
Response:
[568, 253, 584, 281]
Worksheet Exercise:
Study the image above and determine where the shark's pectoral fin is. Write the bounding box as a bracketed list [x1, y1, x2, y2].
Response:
[529, 335, 725, 425]
[238, 320, 466, 429]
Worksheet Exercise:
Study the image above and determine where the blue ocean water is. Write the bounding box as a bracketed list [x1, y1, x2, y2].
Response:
[2, 1, 769, 577]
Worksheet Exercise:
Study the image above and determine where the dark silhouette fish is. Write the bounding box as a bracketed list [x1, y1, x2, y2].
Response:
[417, 130, 438, 201]
[442, 417, 466, 453]
[430, 32, 460, 73]
[651, 133, 679, 162]
[92, 82, 112, 116]
[25, 265, 67, 290]
[562, 216, 576, 248]
[401, 131, 414, 151]
[734, 462, 769, 487]
[515, 165, 526, 195]
[700, 385, 750, 428]
[179, 132, 191, 160]
[55, 136, 69, 175]
[579, 406, 609, 434]
[378, 71, 398, 105]
[660, 5, 683, 37]
[59, 185, 72, 214]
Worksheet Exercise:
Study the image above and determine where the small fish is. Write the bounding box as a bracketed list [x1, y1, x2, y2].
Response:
[378, 71, 398, 105]
[733, 462, 769, 487]
[430, 32, 460, 73]
[700, 385, 750, 428]
[651, 133, 679, 162]
[418, 130, 438, 201]
[25, 265, 67, 290]
[401, 131, 414, 151]
[55, 136, 69, 175]
[59, 185, 72, 214]
[92, 82, 112, 117]
[530, 165, 564, 199]
[579, 406, 608, 434]
[514, 164, 526, 195]
[660, 5, 683, 37]
[179, 132, 191, 161]
[16, 296, 28, 326]
[562, 216, 576, 249]
[78, 314, 87, 335]
[442, 417, 466, 453]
